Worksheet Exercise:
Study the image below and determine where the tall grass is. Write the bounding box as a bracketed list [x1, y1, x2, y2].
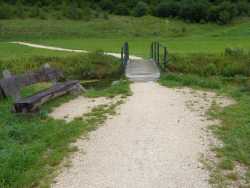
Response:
[0, 52, 122, 80]
[166, 51, 250, 78]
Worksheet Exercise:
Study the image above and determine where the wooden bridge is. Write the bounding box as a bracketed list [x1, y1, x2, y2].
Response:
[121, 42, 168, 82]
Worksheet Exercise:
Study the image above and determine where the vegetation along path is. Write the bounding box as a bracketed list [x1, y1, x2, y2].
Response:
[52, 80, 233, 188]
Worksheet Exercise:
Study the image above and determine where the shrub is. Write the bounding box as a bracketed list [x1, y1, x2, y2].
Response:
[155, 2, 172, 17]
[178, 0, 209, 22]
[114, 3, 129, 15]
[0, 3, 13, 19]
[133, 1, 149, 17]
[225, 48, 245, 57]
[15, 0, 25, 18]
[62, 1, 84, 20]
[29, 3, 41, 18]
[100, 0, 113, 12]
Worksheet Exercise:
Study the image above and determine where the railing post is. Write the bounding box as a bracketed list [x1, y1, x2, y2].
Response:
[157, 42, 160, 65]
[153, 42, 156, 61]
[150, 42, 153, 59]
[124, 42, 129, 65]
[121, 47, 124, 65]
[163, 47, 167, 69]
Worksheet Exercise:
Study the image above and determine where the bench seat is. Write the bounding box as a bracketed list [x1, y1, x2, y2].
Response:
[14, 80, 80, 113]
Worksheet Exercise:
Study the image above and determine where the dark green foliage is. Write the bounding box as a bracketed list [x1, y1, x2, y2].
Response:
[1, 0, 250, 24]
[0, 2, 14, 19]
[15, 0, 25, 18]
[155, 1, 180, 18]
[133, 1, 149, 17]
[114, 3, 129, 15]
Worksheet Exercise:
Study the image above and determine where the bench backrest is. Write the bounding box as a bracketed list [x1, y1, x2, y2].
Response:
[0, 64, 63, 100]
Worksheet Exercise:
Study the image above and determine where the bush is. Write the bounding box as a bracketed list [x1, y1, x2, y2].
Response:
[29, 3, 41, 18]
[62, 1, 84, 20]
[0, 3, 13, 19]
[225, 48, 245, 57]
[114, 3, 129, 15]
[133, 1, 149, 17]
[157, 0, 180, 17]
[178, 0, 209, 22]
[100, 0, 113, 12]
[15, 0, 25, 18]
[214, 1, 238, 24]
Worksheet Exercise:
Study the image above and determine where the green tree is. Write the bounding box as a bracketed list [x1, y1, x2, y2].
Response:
[0, 2, 13, 19]
[155, 0, 179, 17]
[15, 0, 25, 18]
[133, 1, 149, 17]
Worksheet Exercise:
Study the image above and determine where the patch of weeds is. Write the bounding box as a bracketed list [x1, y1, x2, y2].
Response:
[159, 73, 223, 89]
[201, 157, 228, 188]
[218, 158, 234, 170]
[85, 80, 132, 98]
[226, 172, 238, 181]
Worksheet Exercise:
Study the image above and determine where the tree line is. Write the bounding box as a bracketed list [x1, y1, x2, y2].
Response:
[0, 0, 250, 24]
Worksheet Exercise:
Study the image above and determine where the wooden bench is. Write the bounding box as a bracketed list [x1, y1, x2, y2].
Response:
[0, 64, 84, 113]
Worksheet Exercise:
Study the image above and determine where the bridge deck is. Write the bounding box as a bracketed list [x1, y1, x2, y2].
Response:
[125, 59, 160, 82]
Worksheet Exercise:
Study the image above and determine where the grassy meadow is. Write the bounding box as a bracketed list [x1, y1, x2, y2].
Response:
[1, 16, 250, 59]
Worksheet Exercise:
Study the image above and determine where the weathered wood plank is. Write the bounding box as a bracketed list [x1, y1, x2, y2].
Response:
[13, 80, 82, 113]
[0, 66, 63, 100]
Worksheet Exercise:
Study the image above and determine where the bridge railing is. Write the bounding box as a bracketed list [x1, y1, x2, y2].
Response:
[150, 41, 168, 71]
[121, 42, 129, 71]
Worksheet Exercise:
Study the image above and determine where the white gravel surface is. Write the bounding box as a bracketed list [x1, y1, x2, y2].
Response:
[49, 96, 113, 123]
[50, 82, 234, 188]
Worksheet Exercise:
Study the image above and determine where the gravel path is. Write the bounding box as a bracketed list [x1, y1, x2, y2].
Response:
[9, 41, 142, 60]
[51, 82, 229, 188]
[49, 96, 114, 123]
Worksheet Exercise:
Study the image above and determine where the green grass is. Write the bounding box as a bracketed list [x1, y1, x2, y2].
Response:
[85, 80, 131, 98]
[1, 16, 250, 60]
[0, 46, 129, 187]
[0, 77, 128, 187]
[0, 52, 122, 80]
[159, 73, 223, 89]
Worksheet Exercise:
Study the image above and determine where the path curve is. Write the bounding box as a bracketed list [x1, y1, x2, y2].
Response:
[9, 41, 143, 60]
[51, 82, 226, 188]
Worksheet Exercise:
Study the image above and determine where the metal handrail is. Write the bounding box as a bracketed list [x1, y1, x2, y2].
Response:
[150, 41, 168, 70]
[121, 42, 129, 69]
